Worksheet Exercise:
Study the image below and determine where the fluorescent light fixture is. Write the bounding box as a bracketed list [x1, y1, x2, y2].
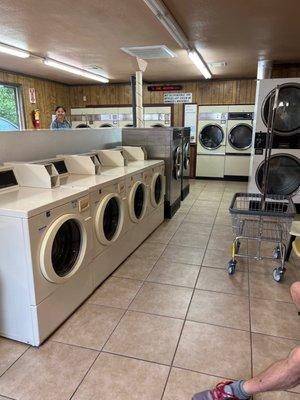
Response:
[0, 43, 30, 58]
[189, 50, 212, 79]
[44, 59, 109, 83]
[143, 0, 189, 49]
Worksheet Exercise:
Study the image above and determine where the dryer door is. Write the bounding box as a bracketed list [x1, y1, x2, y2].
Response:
[262, 83, 300, 135]
[40, 214, 87, 283]
[200, 124, 224, 149]
[183, 142, 190, 169]
[150, 172, 164, 207]
[256, 154, 300, 196]
[173, 146, 182, 180]
[129, 181, 147, 222]
[95, 193, 124, 245]
[228, 124, 252, 150]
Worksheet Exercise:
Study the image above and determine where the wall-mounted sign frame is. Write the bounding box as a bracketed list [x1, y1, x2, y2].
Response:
[164, 92, 192, 104]
[184, 103, 198, 143]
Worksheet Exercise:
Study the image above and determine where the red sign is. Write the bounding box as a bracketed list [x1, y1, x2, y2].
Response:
[147, 85, 182, 92]
[29, 88, 36, 104]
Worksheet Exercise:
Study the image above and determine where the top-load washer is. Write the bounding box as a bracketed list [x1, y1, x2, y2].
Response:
[181, 127, 190, 200]
[122, 127, 182, 218]
[196, 105, 228, 178]
[225, 105, 254, 178]
[144, 106, 172, 128]
[0, 166, 93, 346]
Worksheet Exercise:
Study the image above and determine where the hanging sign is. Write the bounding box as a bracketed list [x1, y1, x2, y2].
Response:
[29, 88, 36, 104]
[148, 84, 182, 92]
[164, 92, 192, 104]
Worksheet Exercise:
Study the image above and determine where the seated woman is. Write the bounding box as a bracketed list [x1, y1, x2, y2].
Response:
[50, 106, 71, 130]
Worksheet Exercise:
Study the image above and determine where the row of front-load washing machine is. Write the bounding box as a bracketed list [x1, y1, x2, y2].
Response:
[196, 104, 254, 179]
[71, 106, 172, 129]
[0, 148, 165, 346]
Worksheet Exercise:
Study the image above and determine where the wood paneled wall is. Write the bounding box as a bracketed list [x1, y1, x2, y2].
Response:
[271, 64, 300, 78]
[0, 71, 70, 129]
[69, 79, 257, 126]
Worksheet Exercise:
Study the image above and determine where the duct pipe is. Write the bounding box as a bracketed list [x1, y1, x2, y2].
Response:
[135, 70, 143, 128]
[257, 60, 273, 80]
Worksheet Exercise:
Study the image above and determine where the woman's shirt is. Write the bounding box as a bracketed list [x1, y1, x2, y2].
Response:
[50, 119, 72, 130]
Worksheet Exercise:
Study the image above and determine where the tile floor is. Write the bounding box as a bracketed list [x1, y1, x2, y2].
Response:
[0, 180, 300, 400]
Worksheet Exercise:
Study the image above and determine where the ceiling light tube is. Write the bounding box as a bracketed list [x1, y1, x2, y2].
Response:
[0, 43, 30, 58]
[44, 59, 109, 83]
[143, 0, 189, 49]
[188, 50, 212, 79]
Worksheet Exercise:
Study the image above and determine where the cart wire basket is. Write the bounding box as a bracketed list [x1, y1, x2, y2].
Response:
[228, 192, 296, 281]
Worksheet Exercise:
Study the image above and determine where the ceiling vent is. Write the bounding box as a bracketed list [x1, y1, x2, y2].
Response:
[208, 61, 227, 68]
[121, 45, 176, 59]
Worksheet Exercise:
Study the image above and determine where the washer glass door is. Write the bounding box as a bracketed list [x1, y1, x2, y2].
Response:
[228, 124, 252, 150]
[103, 197, 120, 241]
[200, 124, 224, 149]
[262, 84, 300, 135]
[256, 154, 300, 195]
[134, 183, 145, 219]
[51, 219, 81, 277]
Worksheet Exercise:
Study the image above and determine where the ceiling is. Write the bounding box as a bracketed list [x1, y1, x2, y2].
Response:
[0, 0, 299, 84]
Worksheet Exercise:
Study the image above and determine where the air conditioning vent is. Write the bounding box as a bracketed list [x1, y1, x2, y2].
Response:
[208, 61, 227, 68]
[121, 45, 176, 59]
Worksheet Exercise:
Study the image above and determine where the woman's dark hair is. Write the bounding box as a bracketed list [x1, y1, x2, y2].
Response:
[55, 106, 66, 112]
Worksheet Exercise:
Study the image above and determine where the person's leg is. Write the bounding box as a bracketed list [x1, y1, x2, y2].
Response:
[243, 346, 300, 396]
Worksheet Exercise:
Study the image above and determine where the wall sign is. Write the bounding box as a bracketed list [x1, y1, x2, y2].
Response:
[148, 85, 182, 92]
[29, 88, 36, 104]
[164, 92, 192, 104]
[184, 104, 198, 143]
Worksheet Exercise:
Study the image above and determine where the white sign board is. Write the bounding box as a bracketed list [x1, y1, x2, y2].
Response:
[164, 92, 192, 104]
[184, 104, 198, 143]
[29, 88, 36, 104]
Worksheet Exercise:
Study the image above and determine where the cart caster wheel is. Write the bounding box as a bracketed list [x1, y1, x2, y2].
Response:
[273, 267, 285, 282]
[273, 247, 281, 260]
[228, 261, 236, 275]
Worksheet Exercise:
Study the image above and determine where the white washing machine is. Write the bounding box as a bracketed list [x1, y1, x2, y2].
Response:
[0, 166, 93, 346]
[71, 108, 95, 129]
[254, 78, 300, 135]
[196, 105, 228, 178]
[93, 107, 119, 128]
[225, 105, 254, 177]
[118, 107, 134, 128]
[144, 106, 172, 128]
[143, 162, 165, 215]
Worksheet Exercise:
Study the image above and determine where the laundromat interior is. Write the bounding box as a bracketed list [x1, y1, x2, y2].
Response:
[0, 1, 300, 399]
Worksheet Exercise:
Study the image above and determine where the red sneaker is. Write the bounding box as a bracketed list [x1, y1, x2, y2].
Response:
[192, 381, 239, 400]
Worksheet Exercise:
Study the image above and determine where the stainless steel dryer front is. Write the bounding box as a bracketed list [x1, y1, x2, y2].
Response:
[122, 127, 183, 218]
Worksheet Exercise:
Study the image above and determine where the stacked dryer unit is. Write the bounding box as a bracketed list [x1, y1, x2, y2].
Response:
[196, 106, 228, 178]
[224, 105, 254, 179]
[248, 78, 300, 205]
[0, 165, 94, 346]
[143, 106, 172, 128]
[122, 127, 182, 218]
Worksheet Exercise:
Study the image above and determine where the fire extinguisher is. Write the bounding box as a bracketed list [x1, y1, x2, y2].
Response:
[32, 109, 40, 129]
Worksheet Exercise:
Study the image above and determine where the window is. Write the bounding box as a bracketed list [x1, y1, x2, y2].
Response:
[0, 84, 24, 131]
